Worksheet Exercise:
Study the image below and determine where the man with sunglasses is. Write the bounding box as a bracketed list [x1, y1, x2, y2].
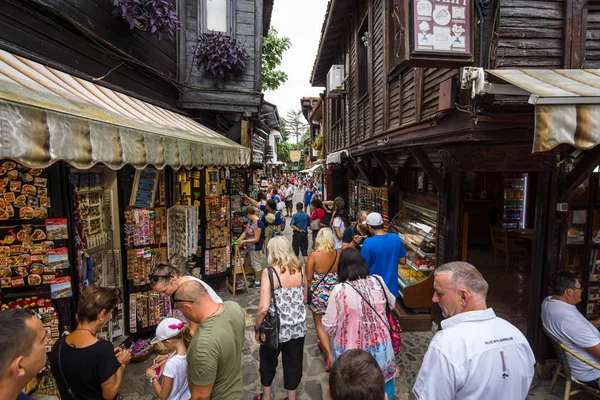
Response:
[542, 271, 600, 387]
[0, 309, 49, 400]
[174, 280, 245, 400]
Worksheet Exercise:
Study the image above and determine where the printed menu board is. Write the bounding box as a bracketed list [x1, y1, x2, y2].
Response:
[412, 0, 471, 56]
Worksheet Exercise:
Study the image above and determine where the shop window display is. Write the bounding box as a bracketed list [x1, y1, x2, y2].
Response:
[358, 184, 390, 228]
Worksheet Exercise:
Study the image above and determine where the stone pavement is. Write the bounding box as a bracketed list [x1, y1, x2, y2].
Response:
[118, 186, 596, 399]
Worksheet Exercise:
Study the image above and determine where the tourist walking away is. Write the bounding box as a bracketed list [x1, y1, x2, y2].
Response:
[331, 200, 349, 250]
[342, 211, 372, 250]
[323, 248, 397, 399]
[413, 262, 535, 400]
[174, 280, 245, 400]
[306, 228, 340, 371]
[310, 198, 327, 250]
[237, 206, 265, 288]
[361, 212, 406, 297]
[329, 349, 387, 400]
[290, 202, 310, 264]
[254, 236, 307, 400]
[303, 183, 313, 213]
[284, 182, 294, 216]
[542, 271, 600, 386]
[0, 308, 49, 400]
[49, 286, 132, 400]
[145, 318, 191, 400]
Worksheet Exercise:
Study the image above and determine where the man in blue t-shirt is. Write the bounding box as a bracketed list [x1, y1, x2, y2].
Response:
[361, 212, 406, 298]
[303, 184, 313, 213]
[290, 202, 310, 264]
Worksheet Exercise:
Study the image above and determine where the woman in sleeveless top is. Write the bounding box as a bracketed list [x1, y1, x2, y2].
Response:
[322, 248, 398, 400]
[254, 236, 307, 400]
[305, 228, 339, 371]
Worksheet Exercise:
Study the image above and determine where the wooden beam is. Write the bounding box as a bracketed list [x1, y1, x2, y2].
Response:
[372, 152, 396, 181]
[349, 154, 372, 185]
[559, 146, 600, 201]
[409, 146, 444, 195]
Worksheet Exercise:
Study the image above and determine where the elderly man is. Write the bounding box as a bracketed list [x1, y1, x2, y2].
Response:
[0, 308, 49, 400]
[174, 281, 245, 400]
[413, 262, 535, 400]
[542, 271, 600, 386]
[341, 210, 372, 250]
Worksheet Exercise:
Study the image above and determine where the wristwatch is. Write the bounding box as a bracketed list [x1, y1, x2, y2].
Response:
[254, 325, 260, 333]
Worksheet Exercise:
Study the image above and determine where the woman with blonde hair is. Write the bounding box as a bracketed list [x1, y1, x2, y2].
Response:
[254, 236, 307, 400]
[305, 228, 340, 371]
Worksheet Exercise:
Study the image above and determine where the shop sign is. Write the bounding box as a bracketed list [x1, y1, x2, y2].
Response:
[390, 0, 474, 69]
[412, 0, 472, 57]
[290, 151, 301, 162]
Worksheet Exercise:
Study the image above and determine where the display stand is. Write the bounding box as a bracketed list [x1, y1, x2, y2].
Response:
[227, 244, 248, 296]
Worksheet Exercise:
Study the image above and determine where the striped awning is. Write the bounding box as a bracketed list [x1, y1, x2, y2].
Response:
[487, 69, 600, 153]
[0, 49, 249, 170]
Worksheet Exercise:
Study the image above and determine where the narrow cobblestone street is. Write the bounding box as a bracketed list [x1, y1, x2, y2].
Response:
[119, 187, 595, 400]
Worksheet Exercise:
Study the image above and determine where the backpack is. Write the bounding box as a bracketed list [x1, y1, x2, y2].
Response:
[275, 211, 286, 232]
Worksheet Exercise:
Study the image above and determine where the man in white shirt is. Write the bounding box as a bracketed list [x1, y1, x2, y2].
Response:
[413, 262, 535, 400]
[542, 271, 600, 386]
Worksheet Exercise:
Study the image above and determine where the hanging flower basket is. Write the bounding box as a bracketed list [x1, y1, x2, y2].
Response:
[194, 33, 250, 79]
[313, 134, 323, 151]
[112, 0, 180, 41]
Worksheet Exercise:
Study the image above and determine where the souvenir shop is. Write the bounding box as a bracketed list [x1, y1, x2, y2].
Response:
[0, 53, 249, 395]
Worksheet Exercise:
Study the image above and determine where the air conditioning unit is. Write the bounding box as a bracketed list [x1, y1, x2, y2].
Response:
[327, 65, 345, 93]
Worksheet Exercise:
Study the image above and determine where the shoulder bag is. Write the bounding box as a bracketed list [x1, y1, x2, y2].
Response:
[258, 268, 282, 349]
[309, 210, 321, 231]
[347, 277, 403, 355]
[307, 252, 338, 305]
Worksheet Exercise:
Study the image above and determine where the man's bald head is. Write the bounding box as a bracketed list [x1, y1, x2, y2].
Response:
[176, 280, 208, 303]
[174, 280, 212, 324]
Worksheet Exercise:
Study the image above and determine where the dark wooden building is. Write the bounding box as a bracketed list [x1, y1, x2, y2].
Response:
[311, 0, 600, 364]
[1, 0, 274, 137]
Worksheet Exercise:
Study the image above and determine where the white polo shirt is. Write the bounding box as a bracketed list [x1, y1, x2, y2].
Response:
[413, 308, 535, 400]
[541, 296, 600, 382]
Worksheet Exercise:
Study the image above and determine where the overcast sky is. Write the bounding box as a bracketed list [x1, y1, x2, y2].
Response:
[264, 0, 328, 126]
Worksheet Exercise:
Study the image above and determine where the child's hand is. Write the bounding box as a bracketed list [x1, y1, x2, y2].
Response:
[145, 367, 156, 380]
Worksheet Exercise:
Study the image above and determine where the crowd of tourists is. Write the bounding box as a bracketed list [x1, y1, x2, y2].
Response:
[10, 175, 600, 400]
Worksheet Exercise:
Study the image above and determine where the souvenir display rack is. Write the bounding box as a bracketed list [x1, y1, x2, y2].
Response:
[229, 169, 248, 238]
[389, 199, 438, 300]
[348, 179, 357, 219]
[118, 166, 173, 335]
[0, 161, 76, 350]
[358, 184, 391, 228]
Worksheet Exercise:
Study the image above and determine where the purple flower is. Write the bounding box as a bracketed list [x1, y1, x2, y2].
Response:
[194, 33, 250, 79]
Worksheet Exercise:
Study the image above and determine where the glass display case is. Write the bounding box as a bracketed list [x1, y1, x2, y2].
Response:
[390, 201, 437, 296]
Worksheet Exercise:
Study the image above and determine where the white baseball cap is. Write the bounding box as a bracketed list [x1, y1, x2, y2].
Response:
[151, 317, 186, 344]
[363, 212, 384, 226]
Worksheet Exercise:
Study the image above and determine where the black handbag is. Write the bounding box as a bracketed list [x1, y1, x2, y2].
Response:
[259, 268, 282, 349]
[308, 252, 338, 305]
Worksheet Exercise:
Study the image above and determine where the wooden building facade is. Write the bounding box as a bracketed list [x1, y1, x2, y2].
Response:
[311, 0, 600, 363]
[1, 0, 274, 138]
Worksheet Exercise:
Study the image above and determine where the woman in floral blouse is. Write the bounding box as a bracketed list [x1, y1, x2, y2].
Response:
[322, 248, 398, 399]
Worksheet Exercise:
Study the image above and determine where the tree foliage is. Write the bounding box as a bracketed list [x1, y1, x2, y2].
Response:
[262, 29, 291, 92]
[279, 119, 290, 142]
[284, 109, 308, 144]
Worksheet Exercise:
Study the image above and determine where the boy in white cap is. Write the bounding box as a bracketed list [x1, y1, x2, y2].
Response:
[145, 318, 191, 400]
[361, 212, 406, 298]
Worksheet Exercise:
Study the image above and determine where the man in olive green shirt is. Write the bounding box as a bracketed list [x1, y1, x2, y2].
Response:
[175, 280, 245, 400]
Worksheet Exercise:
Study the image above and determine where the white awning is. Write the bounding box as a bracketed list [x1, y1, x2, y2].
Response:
[0, 49, 249, 170]
[487, 69, 600, 153]
[326, 149, 348, 165]
[300, 164, 323, 173]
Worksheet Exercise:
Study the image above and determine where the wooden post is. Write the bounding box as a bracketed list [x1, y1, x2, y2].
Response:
[461, 212, 469, 261]
[227, 245, 249, 296]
